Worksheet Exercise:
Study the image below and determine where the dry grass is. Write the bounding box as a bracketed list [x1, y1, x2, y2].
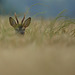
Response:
[0, 16, 75, 75]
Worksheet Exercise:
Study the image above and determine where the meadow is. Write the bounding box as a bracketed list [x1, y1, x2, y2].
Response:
[0, 11, 75, 75]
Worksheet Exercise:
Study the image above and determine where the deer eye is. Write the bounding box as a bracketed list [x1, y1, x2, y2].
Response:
[15, 28, 19, 32]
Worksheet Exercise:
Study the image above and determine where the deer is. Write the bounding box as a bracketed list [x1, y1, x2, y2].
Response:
[9, 13, 31, 35]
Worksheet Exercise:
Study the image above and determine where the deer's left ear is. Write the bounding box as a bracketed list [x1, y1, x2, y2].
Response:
[23, 17, 31, 28]
[9, 17, 16, 27]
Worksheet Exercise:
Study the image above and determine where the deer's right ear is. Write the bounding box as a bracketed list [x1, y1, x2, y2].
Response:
[23, 17, 31, 28]
[9, 17, 16, 27]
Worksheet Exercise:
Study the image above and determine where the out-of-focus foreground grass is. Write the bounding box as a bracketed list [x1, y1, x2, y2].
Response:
[0, 14, 75, 75]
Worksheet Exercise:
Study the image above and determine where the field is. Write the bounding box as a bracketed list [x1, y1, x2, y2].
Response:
[0, 14, 75, 75]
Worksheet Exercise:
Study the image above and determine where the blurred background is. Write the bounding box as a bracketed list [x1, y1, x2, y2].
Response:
[0, 0, 75, 18]
[0, 1, 75, 75]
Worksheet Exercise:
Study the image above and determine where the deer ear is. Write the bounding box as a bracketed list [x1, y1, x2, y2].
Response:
[9, 17, 16, 27]
[23, 17, 31, 28]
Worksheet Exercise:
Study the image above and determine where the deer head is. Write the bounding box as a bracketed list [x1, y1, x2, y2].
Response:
[9, 13, 31, 35]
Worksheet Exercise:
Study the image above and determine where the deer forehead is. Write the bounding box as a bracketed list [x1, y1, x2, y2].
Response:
[15, 23, 22, 27]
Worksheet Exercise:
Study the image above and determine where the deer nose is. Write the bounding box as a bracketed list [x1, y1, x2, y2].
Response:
[20, 31, 25, 35]
[20, 29, 25, 35]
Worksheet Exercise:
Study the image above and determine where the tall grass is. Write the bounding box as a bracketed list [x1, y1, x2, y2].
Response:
[0, 10, 75, 75]
[0, 10, 75, 46]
